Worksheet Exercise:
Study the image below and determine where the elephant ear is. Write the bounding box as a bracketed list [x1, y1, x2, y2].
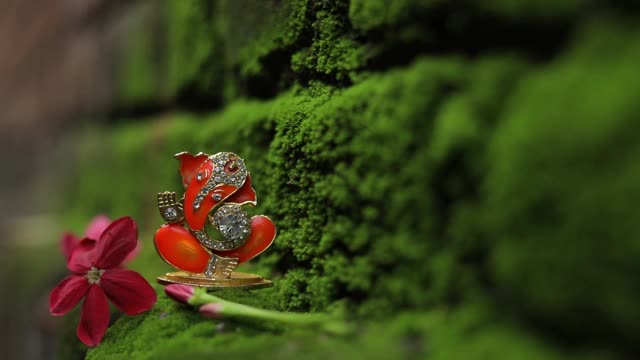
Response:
[175, 152, 209, 188]
[226, 175, 257, 205]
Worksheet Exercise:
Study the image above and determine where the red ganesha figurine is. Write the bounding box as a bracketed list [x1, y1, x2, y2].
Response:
[153, 151, 276, 289]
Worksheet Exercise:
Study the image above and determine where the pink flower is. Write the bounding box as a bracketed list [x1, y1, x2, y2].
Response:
[60, 215, 141, 262]
[50, 217, 157, 346]
[164, 284, 195, 304]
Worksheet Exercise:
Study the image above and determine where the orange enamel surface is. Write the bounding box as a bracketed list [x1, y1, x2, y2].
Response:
[226, 175, 257, 205]
[154, 224, 210, 273]
[184, 159, 213, 230]
[176, 153, 209, 188]
[215, 216, 276, 263]
[186, 182, 237, 230]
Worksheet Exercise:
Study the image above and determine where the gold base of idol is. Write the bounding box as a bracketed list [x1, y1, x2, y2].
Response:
[157, 271, 273, 290]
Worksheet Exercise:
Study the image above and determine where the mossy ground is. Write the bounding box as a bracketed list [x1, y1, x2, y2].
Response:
[48, 0, 640, 359]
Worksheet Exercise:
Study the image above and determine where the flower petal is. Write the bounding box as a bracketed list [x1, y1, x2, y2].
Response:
[49, 275, 90, 315]
[67, 238, 97, 273]
[123, 241, 142, 263]
[77, 285, 110, 346]
[60, 232, 80, 260]
[93, 217, 138, 269]
[84, 215, 111, 240]
[101, 269, 157, 315]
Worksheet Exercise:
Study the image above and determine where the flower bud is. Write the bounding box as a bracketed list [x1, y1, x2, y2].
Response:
[199, 303, 225, 319]
[164, 284, 195, 304]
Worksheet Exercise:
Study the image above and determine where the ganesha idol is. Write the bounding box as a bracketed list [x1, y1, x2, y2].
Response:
[153, 151, 276, 289]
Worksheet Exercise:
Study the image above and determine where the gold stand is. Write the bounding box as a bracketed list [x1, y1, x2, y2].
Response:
[157, 271, 273, 290]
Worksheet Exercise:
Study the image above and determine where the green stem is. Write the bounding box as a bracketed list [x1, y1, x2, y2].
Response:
[189, 289, 353, 335]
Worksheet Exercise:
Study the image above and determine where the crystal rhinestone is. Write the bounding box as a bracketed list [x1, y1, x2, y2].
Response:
[163, 207, 178, 220]
[217, 212, 250, 242]
[212, 193, 222, 201]
[196, 171, 204, 181]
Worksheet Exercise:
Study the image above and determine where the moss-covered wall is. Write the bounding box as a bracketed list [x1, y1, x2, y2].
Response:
[61, 0, 640, 358]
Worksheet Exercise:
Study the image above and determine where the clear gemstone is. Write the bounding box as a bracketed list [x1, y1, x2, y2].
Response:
[163, 207, 178, 220]
[217, 212, 250, 242]
[212, 193, 222, 201]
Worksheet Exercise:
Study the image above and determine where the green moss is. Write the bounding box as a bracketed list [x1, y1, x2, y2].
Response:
[349, 0, 594, 32]
[117, 0, 624, 106]
[165, 1, 224, 99]
[86, 296, 215, 359]
[229, 0, 309, 77]
[291, 1, 363, 81]
[349, 0, 439, 31]
[55, 0, 640, 358]
[119, 19, 160, 104]
[118, 1, 222, 104]
[69, 58, 468, 289]
[64, 55, 527, 357]
[485, 19, 640, 346]
[87, 298, 619, 359]
[476, 0, 593, 19]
